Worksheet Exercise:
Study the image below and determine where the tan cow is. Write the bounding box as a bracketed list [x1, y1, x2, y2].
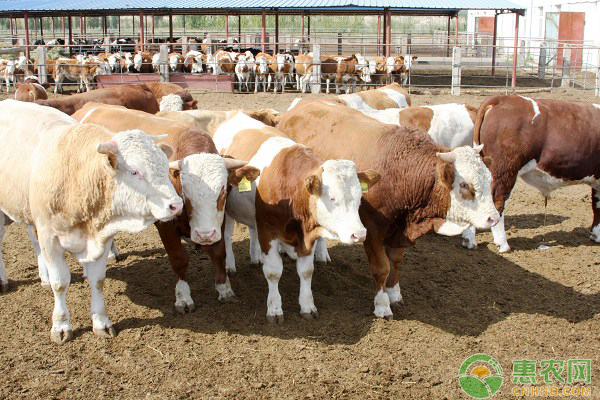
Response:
[338, 82, 411, 110]
[0, 100, 182, 343]
[254, 52, 274, 92]
[15, 81, 49, 102]
[53, 58, 99, 93]
[143, 82, 198, 111]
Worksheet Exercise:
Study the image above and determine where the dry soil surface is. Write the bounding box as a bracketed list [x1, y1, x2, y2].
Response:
[0, 88, 597, 399]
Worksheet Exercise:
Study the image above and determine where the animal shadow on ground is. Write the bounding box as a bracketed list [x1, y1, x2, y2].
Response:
[107, 227, 599, 345]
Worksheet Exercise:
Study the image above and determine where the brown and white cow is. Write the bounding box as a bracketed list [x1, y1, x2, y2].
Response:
[212, 111, 379, 321]
[0, 100, 182, 343]
[35, 84, 160, 115]
[133, 51, 154, 73]
[254, 53, 274, 92]
[157, 108, 280, 134]
[14, 80, 50, 102]
[53, 58, 99, 93]
[270, 53, 293, 93]
[338, 82, 411, 110]
[279, 98, 500, 318]
[469, 95, 600, 252]
[72, 103, 259, 312]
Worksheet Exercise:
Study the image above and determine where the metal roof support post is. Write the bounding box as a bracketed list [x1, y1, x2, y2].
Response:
[311, 44, 321, 94]
[301, 12, 305, 39]
[511, 12, 519, 88]
[9, 17, 13, 37]
[446, 16, 451, 57]
[261, 9, 266, 53]
[61, 16, 65, 37]
[84, 17, 87, 35]
[79, 16, 83, 38]
[238, 13, 241, 43]
[385, 11, 391, 57]
[455, 15, 458, 46]
[169, 13, 173, 53]
[382, 11, 387, 57]
[595, 49, 600, 97]
[451, 46, 461, 96]
[117, 16, 120, 36]
[37, 46, 47, 84]
[275, 11, 279, 54]
[139, 10, 145, 52]
[377, 14, 381, 57]
[159, 44, 169, 83]
[52, 17, 55, 38]
[68, 16, 72, 57]
[24, 13, 30, 60]
[307, 14, 310, 42]
[491, 12, 498, 75]
[132, 15, 135, 36]
[151, 15, 155, 40]
[225, 13, 229, 40]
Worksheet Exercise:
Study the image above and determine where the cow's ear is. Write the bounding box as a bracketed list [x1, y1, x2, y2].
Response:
[97, 140, 118, 155]
[357, 169, 381, 189]
[483, 156, 493, 169]
[398, 56, 405, 61]
[412, 56, 418, 61]
[157, 143, 174, 159]
[228, 165, 260, 187]
[305, 174, 322, 196]
[223, 158, 248, 170]
[436, 151, 457, 164]
[436, 160, 455, 190]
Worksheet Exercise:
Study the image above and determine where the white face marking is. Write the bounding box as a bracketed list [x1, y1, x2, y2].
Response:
[179, 153, 228, 244]
[110, 130, 182, 223]
[379, 88, 409, 108]
[212, 112, 269, 153]
[519, 96, 541, 123]
[593, 104, 600, 110]
[423, 104, 474, 148]
[443, 146, 500, 230]
[591, 225, 600, 243]
[159, 94, 183, 112]
[313, 160, 367, 244]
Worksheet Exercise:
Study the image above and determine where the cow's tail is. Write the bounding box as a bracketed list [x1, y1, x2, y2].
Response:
[473, 101, 495, 147]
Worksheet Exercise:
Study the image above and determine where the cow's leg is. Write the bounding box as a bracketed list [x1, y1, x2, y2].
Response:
[281, 75, 286, 94]
[296, 74, 301, 90]
[0, 213, 8, 293]
[224, 213, 237, 274]
[254, 76, 259, 93]
[326, 78, 331, 94]
[262, 239, 284, 323]
[461, 225, 478, 249]
[314, 238, 331, 263]
[490, 171, 518, 253]
[25, 225, 49, 287]
[385, 247, 404, 306]
[297, 250, 318, 319]
[82, 242, 116, 338]
[38, 231, 72, 344]
[249, 224, 262, 264]
[205, 237, 236, 303]
[155, 222, 194, 314]
[363, 233, 393, 319]
[107, 239, 124, 262]
[590, 187, 600, 242]
[54, 75, 62, 94]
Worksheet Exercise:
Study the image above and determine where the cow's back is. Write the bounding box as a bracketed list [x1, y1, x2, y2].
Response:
[476, 96, 600, 180]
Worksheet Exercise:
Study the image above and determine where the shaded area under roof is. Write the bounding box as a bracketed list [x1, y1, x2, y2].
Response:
[0, 0, 526, 16]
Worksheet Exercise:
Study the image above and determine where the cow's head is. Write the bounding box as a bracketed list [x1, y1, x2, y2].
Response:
[306, 160, 380, 245]
[169, 54, 180, 72]
[97, 130, 183, 223]
[169, 155, 260, 245]
[435, 144, 500, 235]
[133, 52, 143, 71]
[256, 56, 269, 75]
[276, 54, 288, 73]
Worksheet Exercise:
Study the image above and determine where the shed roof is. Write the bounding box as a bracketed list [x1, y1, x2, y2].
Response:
[0, 0, 526, 15]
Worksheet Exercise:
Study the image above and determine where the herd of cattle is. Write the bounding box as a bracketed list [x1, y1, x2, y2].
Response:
[0, 79, 597, 344]
[0, 46, 417, 95]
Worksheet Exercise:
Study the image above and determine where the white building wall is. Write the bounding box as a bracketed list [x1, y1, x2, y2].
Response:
[467, 1, 600, 65]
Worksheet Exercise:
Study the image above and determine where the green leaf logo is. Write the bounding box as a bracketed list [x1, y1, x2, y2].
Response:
[458, 354, 504, 399]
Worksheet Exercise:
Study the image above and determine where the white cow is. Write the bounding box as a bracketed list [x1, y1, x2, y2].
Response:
[0, 100, 182, 344]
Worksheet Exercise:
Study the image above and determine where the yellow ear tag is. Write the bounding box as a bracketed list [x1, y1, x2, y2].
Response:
[360, 181, 369, 194]
[238, 176, 251, 192]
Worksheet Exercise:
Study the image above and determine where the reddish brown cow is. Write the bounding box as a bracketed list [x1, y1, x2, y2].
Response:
[72, 103, 260, 312]
[279, 99, 500, 319]
[15, 81, 49, 102]
[34, 85, 160, 115]
[143, 82, 198, 110]
[471, 95, 600, 252]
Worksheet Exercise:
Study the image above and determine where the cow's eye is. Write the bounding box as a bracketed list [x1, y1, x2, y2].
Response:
[330, 197, 336, 203]
[459, 182, 469, 190]
[131, 170, 142, 179]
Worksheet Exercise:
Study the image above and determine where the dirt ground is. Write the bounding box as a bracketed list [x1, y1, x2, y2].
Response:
[0, 87, 598, 399]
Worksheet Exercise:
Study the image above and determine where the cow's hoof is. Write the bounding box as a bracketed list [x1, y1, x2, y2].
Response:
[218, 294, 239, 303]
[497, 244, 511, 253]
[226, 266, 237, 275]
[590, 232, 600, 243]
[40, 281, 51, 288]
[93, 326, 117, 338]
[461, 239, 478, 250]
[266, 314, 284, 324]
[112, 253, 127, 262]
[50, 328, 73, 344]
[300, 310, 319, 320]
[0, 280, 8, 293]
[175, 301, 195, 314]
